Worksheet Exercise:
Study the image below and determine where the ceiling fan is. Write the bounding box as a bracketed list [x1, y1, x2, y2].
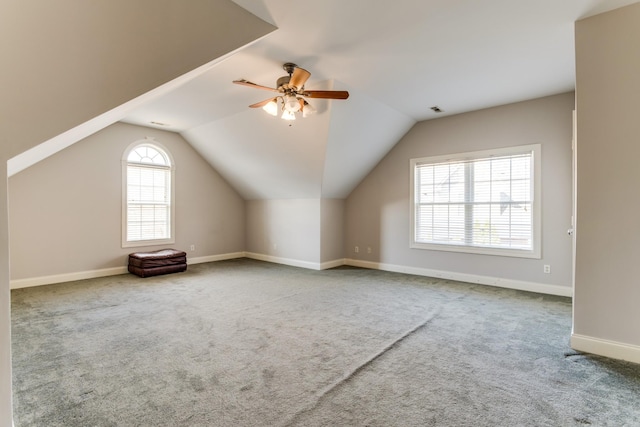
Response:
[233, 62, 349, 120]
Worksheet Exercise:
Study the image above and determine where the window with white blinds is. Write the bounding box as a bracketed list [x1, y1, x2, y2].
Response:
[122, 142, 175, 247]
[410, 144, 541, 258]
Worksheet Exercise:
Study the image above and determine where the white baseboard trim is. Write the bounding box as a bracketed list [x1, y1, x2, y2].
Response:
[344, 258, 572, 297]
[243, 252, 346, 271]
[10, 252, 246, 289]
[10, 253, 573, 299]
[10, 266, 129, 290]
[187, 252, 244, 265]
[236, 252, 344, 270]
[243, 252, 324, 270]
[320, 258, 347, 270]
[571, 333, 640, 364]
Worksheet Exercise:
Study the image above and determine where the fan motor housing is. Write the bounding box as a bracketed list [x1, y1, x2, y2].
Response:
[276, 76, 291, 89]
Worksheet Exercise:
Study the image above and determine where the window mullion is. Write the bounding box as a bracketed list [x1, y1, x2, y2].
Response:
[464, 161, 473, 246]
[509, 158, 513, 246]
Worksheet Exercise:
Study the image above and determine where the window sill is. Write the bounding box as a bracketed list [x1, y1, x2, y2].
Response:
[122, 238, 175, 249]
[410, 241, 540, 259]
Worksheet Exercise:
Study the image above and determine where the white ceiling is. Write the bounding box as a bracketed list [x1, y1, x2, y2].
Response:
[122, 0, 638, 199]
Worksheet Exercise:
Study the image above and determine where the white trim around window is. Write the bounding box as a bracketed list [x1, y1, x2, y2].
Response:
[410, 144, 541, 259]
[122, 140, 176, 248]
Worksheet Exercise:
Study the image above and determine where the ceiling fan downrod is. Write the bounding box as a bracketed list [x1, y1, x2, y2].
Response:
[283, 62, 297, 75]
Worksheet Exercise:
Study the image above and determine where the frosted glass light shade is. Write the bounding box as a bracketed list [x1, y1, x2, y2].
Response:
[283, 95, 301, 112]
[302, 100, 316, 118]
[262, 99, 278, 116]
[281, 110, 296, 120]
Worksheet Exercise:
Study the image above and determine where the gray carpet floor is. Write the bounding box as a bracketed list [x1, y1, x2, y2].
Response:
[11, 258, 640, 426]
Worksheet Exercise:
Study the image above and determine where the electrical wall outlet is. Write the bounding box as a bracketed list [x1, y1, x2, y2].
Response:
[543, 265, 551, 274]
[367, 246, 372, 254]
[190, 244, 195, 251]
[354, 246, 359, 253]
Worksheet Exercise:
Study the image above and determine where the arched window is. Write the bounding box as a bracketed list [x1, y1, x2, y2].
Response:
[122, 141, 175, 247]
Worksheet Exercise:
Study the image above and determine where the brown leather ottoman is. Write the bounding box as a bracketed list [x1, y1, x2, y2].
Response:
[128, 249, 187, 278]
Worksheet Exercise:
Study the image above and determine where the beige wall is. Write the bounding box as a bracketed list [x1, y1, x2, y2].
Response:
[245, 198, 346, 268]
[321, 199, 346, 264]
[0, 162, 10, 427]
[346, 93, 575, 290]
[245, 199, 321, 266]
[0, 0, 275, 160]
[9, 122, 245, 281]
[1, 2, 272, 422]
[574, 3, 640, 350]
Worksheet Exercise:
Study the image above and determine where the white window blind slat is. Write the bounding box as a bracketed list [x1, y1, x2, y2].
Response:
[412, 147, 539, 256]
[124, 144, 173, 244]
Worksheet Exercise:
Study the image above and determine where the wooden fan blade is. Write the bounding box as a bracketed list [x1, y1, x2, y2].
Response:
[300, 90, 349, 100]
[289, 67, 311, 90]
[249, 98, 276, 108]
[233, 79, 280, 92]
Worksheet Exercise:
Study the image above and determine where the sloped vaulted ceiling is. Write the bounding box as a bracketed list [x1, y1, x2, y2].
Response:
[181, 78, 415, 200]
[121, 0, 639, 201]
[5, 0, 276, 175]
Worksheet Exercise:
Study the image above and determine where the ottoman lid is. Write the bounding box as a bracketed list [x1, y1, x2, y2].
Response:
[129, 249, 186, 260]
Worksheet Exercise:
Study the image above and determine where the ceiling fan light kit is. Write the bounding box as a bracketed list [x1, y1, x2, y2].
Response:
[283, 94, 301, 112]
[233, 62, 349, 121]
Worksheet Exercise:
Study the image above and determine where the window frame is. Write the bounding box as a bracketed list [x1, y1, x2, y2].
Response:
[410, 144, 541, 259]
[122, 140, 176, 248]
